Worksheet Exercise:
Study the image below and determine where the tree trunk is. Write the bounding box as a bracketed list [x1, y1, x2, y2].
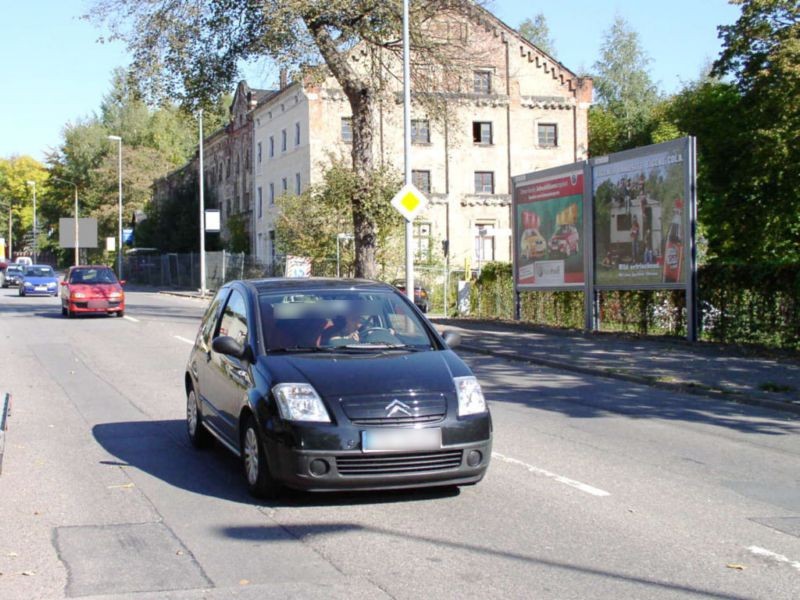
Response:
[347, 89, 378, 279]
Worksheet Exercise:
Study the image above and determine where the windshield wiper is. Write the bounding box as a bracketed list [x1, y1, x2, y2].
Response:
[339, 343, 429, 352]
[267, 346, 335, 354]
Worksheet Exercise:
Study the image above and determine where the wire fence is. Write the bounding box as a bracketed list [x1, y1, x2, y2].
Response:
[122, 251, 475, 316]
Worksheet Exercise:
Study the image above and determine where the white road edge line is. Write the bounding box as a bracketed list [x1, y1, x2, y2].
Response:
[123, 315, 140, 323]
[492, 452, 610, 497]
[174, 335, 195, 346]
[746, 546, 800, 573]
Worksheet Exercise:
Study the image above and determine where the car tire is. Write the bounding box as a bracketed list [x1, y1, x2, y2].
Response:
[117, 310, 125, 318]
[19, 288, 25, 297]
[186, 387, 211, 449]
[241, 416, 280, 499]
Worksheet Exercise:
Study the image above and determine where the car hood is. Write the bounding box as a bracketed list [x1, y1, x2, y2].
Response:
[261, 350, 461, 397]
[23, 276, 58, 285]
[68, 283, 123, 295]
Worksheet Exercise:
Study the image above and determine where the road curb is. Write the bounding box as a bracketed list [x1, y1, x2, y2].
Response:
[459, 343, 800, 417]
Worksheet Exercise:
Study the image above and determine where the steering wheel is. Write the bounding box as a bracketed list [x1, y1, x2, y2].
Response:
[359, 327, 399, 344]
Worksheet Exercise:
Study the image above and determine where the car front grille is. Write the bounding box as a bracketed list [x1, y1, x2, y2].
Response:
[340, 394, 447, 426]
[336, 450, 463, 476]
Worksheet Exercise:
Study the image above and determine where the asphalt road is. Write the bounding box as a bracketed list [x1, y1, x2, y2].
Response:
[1, 288, 799, 599]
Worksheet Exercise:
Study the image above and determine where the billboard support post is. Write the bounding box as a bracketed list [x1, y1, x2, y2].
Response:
[687, 136, 698, 342]
[583, 161, 594, 332]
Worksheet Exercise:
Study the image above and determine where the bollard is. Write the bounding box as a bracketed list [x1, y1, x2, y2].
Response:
[0, 393, 10, 475]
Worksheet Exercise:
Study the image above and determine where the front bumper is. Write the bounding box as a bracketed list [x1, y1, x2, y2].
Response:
[265, 417, 492, 492]
[65, 299, 124, 314]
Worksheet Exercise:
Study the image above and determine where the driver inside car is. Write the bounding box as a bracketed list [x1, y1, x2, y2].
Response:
[321, 306, 365, 345]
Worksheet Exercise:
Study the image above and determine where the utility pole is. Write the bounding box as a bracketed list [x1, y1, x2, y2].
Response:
[26, 181, 37, 262]
[198, 109, 206, 296]
[402, 0, 414, 304]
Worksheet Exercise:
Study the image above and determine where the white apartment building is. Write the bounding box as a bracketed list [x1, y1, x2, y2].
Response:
[250, 8, 591, 272]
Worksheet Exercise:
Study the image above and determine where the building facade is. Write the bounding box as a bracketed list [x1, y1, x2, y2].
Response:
[155, 7, 592, 276]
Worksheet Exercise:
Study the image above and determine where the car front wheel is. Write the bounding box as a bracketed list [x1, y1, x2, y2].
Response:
[241, 416, 280, 499]
[186, 388, 211, 449]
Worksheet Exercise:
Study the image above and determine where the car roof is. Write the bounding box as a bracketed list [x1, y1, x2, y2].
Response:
[70, 265, 113, 270]
[246, 277, 396, 295]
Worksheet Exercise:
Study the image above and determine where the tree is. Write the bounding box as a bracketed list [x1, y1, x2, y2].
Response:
[592, 16, 659, 146]
[89, 0, 482, 279]
[518, 13, 556, 57]
[275, 159, 403, 278]
[710, 0, 799, 263]
[0, 156, 48, 257]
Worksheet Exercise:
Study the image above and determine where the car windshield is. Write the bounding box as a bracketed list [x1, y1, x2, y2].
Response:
[25, 266, 54, 277]
[259, 290, 435, 352]
[70, 268, 118, 284]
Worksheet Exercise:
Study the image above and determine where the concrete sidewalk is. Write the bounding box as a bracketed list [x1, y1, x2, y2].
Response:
[432, 318, 800, 416]
[148, 287, 800, 415]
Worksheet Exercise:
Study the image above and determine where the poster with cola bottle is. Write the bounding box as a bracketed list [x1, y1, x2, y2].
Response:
[592, 138, 692, 287]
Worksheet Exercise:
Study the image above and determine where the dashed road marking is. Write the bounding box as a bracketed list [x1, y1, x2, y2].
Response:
[123, 315, 140, 323]
[173, 335, 195, 346]
[747, 546, 800, 573]
[492, 451, 611, 497]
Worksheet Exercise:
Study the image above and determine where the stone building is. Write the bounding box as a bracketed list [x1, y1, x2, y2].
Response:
[155, 6, 592, 274]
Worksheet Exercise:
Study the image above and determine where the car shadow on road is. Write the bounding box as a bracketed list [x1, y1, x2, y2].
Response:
[216, 522, 750, 600]
[92, 419, 458, 508]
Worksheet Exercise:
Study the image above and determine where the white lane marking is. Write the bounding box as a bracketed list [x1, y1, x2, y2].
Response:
[746, 546, 800, 573]
[492, 452, 610, 497]
[123, 315, 140, 323]
[174, 335, 195, 346]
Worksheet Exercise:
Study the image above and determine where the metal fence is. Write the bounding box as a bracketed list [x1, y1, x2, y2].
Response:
[123, 251, 473, 315]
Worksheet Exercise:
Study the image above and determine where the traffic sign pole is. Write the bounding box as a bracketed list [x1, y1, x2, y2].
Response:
[402, 0, 414, 304]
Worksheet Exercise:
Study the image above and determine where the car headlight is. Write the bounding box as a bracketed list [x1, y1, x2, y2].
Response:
[454, 376, 487, 416]
[24, 281, 33, 287]
[272, 383, 331, 422]
[72, 292, 86, 299]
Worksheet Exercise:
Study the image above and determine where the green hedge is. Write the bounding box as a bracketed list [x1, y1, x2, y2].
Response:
[469, 262, 800, 350]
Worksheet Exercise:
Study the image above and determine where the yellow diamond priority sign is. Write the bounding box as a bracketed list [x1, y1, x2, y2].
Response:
[390, 184, 428, 222]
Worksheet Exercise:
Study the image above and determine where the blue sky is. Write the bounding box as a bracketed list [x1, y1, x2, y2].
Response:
[1, 1, 740, 163]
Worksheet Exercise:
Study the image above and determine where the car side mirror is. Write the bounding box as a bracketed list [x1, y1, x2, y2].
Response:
[119, 280, 127, 286]
[442, 331, 461, 349]
[212, 335, 251, 361]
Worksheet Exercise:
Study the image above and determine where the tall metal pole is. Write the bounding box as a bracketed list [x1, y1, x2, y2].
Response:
[402, 0, 414, 304]
[7, 201, 12, 261]
[198, 109, 206, 296]
[107, 136, 123, 274]
[26, 181, 37, 262]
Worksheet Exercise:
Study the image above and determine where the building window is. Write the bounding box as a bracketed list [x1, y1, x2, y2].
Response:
[472, 121, 493, 145]
[226, 158, 231, 179]
[412, 170, 431, 194]
[473, 70, 491, 94]
[269, 136, 274, 158]
[226, 199, 231, 216]
[281, 177, 288, 193]
[281, 129, 287, 152]
[474, 171, 494, 194]
[257, 142, 262, 164]
[341, 117, 353, 143]
[411, 119, 430, 144]
[235, 154, 240, 175]
[294, 122, 301, 146]
[474, 223, 495, 263]
[538, 123, 558, 147]
[269, 183, 275, 205]
[269, 230, 276, 263]
[257, 187, 263, 219]
[414, 222, 432, 263]
[295, 173, 301, 194]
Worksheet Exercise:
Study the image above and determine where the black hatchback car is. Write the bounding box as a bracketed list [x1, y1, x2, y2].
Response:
[185, 278, 492, 497]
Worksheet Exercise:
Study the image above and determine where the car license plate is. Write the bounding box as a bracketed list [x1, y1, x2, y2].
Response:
[35, 286, 46, 291]
[361, 428, 442, 453]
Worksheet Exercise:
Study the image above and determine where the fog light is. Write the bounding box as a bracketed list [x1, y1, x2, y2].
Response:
[466, 450, 482, 467]
[309, 458, 330, 477]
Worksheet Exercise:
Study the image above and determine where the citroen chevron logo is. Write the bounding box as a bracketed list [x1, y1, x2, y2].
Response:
[385, 399, 413, 418]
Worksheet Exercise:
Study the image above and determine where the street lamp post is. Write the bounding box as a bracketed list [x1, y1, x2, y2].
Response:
[108, 135, 123, 279]
[53, 178, 80, 266]
[25, 181, 37, 262]
[336, 233, 354, 278]
[197, 110, 206, 296]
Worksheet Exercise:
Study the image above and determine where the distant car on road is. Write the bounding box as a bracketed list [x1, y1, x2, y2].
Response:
[185, 278, 491, 498]
[1, 264, 24, 288]
[19, 265, 59, 297]
[391, 279, 431, 313]
[61, 265, 125, 318]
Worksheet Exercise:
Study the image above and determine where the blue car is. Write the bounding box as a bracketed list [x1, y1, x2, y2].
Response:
[19, 265, 59, 297]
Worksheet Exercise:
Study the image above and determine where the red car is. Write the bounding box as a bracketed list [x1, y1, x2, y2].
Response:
[61, 265, 126, 318]
[548, 224, 580, 257]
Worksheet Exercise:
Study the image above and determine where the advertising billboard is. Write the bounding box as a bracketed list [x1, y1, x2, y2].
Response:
[513, 164, 585, 289]
[592, 138, 692, 288]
